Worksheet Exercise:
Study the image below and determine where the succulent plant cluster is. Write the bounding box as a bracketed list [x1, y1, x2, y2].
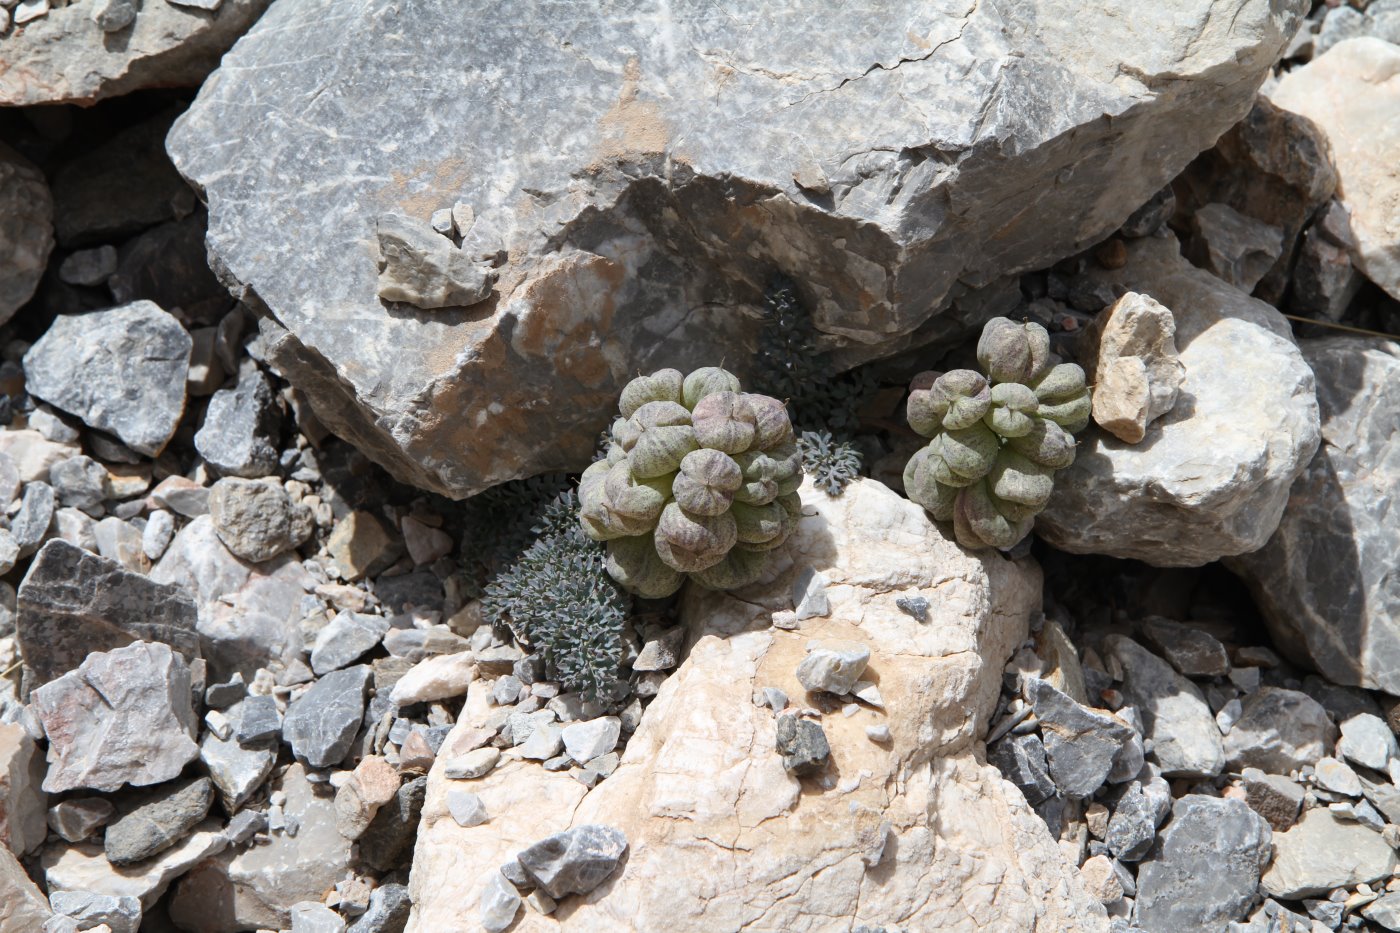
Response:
[580, 367, 803, 598]
[797, 430, 863, 497]
[904, 317, 1091, 550]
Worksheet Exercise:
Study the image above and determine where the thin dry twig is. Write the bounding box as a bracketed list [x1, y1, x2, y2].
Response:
[1283, 314, 1400, 341]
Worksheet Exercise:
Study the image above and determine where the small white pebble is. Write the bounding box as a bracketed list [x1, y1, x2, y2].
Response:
[865, 724, 892, 743]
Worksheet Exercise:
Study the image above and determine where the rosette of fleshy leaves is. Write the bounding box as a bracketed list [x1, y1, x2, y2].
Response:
[903, 317, 1091, 550]
[579, 367, 804, 598]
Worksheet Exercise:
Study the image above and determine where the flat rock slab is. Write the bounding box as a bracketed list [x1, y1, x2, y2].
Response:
[0, 0, 273, 105]
[1038, 234, 1320, 565]
[1228, 338, 1400, 694]
[33, 641, 200, 794]
[408, 479, 1107, 931]
[18, 538, 201, 686]
[0, 141, 54, 324]
[168, 0, 1301, 498]
[1262, 808, 1399, 900]
[23, 301, 192, 457]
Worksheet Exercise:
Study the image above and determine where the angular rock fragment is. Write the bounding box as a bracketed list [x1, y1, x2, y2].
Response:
[795, 642, 870, 695]
[333, 755, 399, 841]
[1104, 636, 1223, 777]
[0, 1, 274, 106]
[18, 539, 201, 685]
[0, 142, 54, 325]
[1271, 38, 1400, 300]
[33, 641, 199, 793]
[104, 777, 214, 866]
[1339, 713, 1398, 772]
[1241, 768, 1303, 832]
[1228, 338, 1400, 694]
[375, 213, 496, 309]
[1040, 234, 1320, 565]
[516, 824, 629, 899]
[479, 870, 521, 933]
[195, 360, 283, 479]
[1291, 200, 1364, 320]
[1262, 808, 1399, 899]
[988, 732, 1055, 806]
[347, 883, 411, 933]
[47, 797, 115, 843]
[201, 706, 276, 812]
[310, 611, 389, 676]
[1080, 292, 1184, 444]
[1026, 678, 1132, 799]
[774, 714, 830, 776]
[1223, 687, 1336, 774]
[282, 665, 371, 768]
[1134, 795, 1271, 933]
[0, 841, 56, 933]
[48, 890, 142, 933]
[1186, 202, 1285, 292]
[23, 302, 192, 456]
[1139, 618, 1229, 678]
[208, 478, 314, 563]
[11, 481, 55, 559]
[167, 0, 1304, 498]
[0, 722, 47, 856]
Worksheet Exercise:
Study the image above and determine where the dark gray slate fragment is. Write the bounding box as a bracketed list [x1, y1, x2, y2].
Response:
[11, 480, 55, 558]
[775, 713, 830, 776]
[1229, 338, 1400, 695]
[1134, 794, 1271, 933]
[346, 882, 411, 933]
[357, 775, 427, 872]
[50, 455, 110, 511]
[516, 824, 628, 899]
[23, 301, 192, 456]
[988, 732, 1055, 806]
[17, 539, 201, 685]
[165, 0, 1300, 498]
[1027, 677, 1133, 799]
[1106, 782, 1159, 863]
[282, 665, 371, 768]
[236, 693, 282, 745]
[195, 359, 284, 479]
[1139, 618, 1230, 678]
[1222, 686, 1336, 774]
[104, 777, 215, 866]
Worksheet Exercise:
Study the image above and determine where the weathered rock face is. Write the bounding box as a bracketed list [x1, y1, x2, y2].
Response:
[23, 301, 192, 457]
[408, 479, 1107, 931]
[1037, 234, 1320, 565]
[17, 539, 201, 686]
[0, 840, 51, 933]
[1270, 38, 1400, 301]
[1228, 338, 1400, 694]
[0, 0, 274, 106]
[0, 142, 54, 324]
[168, 0, 1304, 498]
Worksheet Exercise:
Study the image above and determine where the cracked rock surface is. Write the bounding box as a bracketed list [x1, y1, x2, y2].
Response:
[406, 479, 1105, 931]
[167, 0, 1303, 498]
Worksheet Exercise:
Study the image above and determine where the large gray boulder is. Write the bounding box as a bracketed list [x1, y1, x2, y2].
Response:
[0, 0, 273, 106]
[167, 0, 1305, 498]
[0, 142, 53, 324]
[1228, 338, 1400, 693]
[1037, 234, 1320, 565]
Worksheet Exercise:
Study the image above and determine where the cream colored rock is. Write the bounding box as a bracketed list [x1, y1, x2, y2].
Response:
[0, 840, 50, 932]
[1271, 38, 1400, 301]
[1039, 234, 1320, 565]
[390, 652, 475, 707]
[0, 722, 47, 857]
[406, 479, 1105, 932]
[41, 820, 226, 908]
[0, 429, 79, 485]
[1082, 292, 1185, 444]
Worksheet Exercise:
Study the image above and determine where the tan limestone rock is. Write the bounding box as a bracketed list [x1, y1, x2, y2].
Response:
[1082, 291, 1185, 444]
[406, 479, 1104, 932]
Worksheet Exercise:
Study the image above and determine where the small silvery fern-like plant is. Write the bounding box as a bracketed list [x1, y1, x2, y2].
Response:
[483, 491, 631, 702]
